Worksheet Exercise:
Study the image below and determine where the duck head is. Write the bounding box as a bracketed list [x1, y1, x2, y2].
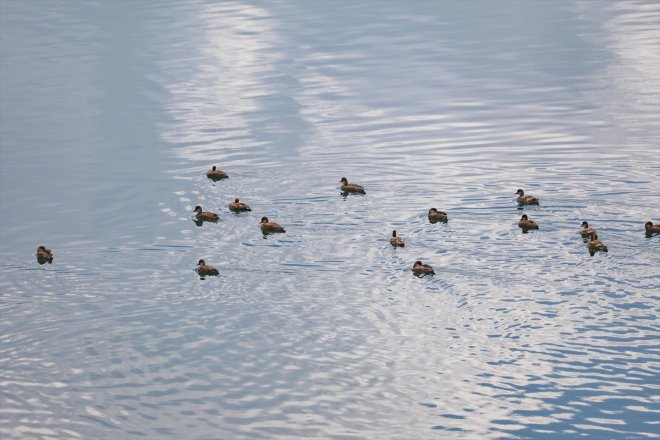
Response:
[193, 205, 203, 213]
[197, 259, 206, 266]
[521, 214, 529, 220]
[339, 177, 348, 184]
[261, 216, 269, 223]
[37, 245, 47, 252]
[582, 221, 589, 228]
[515, 189, 524, 195]
[234, 198, 240, 203]
[392, 230, 397, 237]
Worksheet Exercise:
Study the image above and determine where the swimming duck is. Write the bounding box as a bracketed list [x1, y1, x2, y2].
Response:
[412, 260, 434, 275]
[390, 230, 405, 247]
[515, 189, 539, 205]
[645, 221, 660, 235]
[193, 205, 219, 222]
[428, 208, 448, 223]
[36, 245, 53, 264]
[196, 259, 219, 277]
[339, 177, 365, 194]
[587, 233, 608, 255]
[518, 214, 539, 230]
[260, 216, 286, 233]
[206, 165, 228, 180]
[228, 198, 251, 212]
[580, 221, 597, 239]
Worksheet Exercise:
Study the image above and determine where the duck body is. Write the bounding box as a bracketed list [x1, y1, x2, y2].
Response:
[36, 245, 53, 264]
[412, 260, 434, 275]
[228, 198, 251, 212]
[515, 189, 539, 205]
[260, 216, 286, 233]
[587, 233, 608, 255]
[518, 214, 539, 230]
[390, 230, 405, 247]
[196, 259, 219, 277]
[428, 208, 448, 223]
[193, 205, 219, 222]
[580, 221, 597, 239]
[339, 177, 365, 194]
[645, 221, 660, 235]
[206, 165, 228, 181]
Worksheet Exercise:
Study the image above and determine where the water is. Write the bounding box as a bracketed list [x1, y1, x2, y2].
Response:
[1, 1, 659, 438]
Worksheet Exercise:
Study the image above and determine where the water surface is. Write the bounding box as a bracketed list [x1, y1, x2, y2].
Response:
[1, 1, 659, 439]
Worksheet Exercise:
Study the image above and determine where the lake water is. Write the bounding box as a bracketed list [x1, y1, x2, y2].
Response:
[1, 1, 659, 438]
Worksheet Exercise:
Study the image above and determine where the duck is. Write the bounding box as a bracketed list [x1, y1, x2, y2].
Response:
[587, 233, 608, 255]
[193, 205, 219, 222]
[339, 177, 365, 194]
[390, 230, 405, 247]
[515, 189, 539, 205]
[645, 221, 660, 235]
[228, 198, 251, 212]
[260, 216, 286, 233]
[36, 245, 53, 264]
[580, 221, 597, 239]
[196, 259, 219, 277]
[412, 260, 434, 275]
[428, 208, 448, 223]
[518, 214, 539, 230]
[206, 165, 228, 180]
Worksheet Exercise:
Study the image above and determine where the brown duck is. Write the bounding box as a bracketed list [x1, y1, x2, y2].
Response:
[580, 221, 597, 239]
[587, 233, 608, 255]
[196, 259, 219, 276]
[339, 177, 365, 194]
[228, 198, 251, 212]
[518, 214, 539, 230]
[412, 260, 434, 275]
[36, 245, 53, 264]
[390, 230, 405, 247]
[260, 216, 286, 233]
[193, 205, 219, 222]
[645, 221, 660, 235]
[515, 189, 539, 205]
[206, 165, 228, 181]
[428, 208, 448, 223]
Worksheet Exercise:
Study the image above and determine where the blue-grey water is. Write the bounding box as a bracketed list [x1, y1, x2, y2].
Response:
[1, 1, 659, 439]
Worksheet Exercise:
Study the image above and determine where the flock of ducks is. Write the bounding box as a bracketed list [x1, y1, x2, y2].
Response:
[35, 166, 660, 277]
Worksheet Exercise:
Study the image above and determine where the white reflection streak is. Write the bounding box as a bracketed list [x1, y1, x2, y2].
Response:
[160, 3, 279, 161]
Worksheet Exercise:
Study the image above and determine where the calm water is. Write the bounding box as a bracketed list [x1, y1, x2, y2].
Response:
[1, 1, 659, 438]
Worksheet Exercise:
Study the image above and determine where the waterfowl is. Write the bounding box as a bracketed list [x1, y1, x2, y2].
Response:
[339, 177, 365, 194]
[515, 189, 539, 205]
[587, 233, 608, 255]
[260, 216, 286, 233]
[428, 208, 448, 223]
[228, 198, 251, 212]
[645, 221, 660, 235]
[390, 230, 405, 247]
[36, 245, 53, 264]
[193, 205, 219, 222]
[412, 260, 434, 275]
[580, 221, 597, 239]
[518, 214, 539, 230]
[196, 259, 219, 277]
[206, 165, 228, 180]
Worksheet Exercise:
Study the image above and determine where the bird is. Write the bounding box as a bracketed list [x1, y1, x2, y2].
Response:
[580, 221, 597, 239]
[36, 245, 53, 264]
[515, 189, 539, 205]
[228, 198, 251, 212]
[339, 177, 365, 194]
[645, 221, 660, 235]
[412, 260, 434, 275]
[518, 214, 539, 230]
[428, 208, 448, 223]
[587, 233, 608, 255]
[195, 259, 219, 277]
[206, 165, 228, 181]
[193, 205, 219, 222]
[260, 216, 286, 233]
[390, 230, 405, 247]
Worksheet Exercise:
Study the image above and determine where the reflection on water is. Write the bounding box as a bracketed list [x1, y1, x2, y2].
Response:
[1, 1, 659, 439]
